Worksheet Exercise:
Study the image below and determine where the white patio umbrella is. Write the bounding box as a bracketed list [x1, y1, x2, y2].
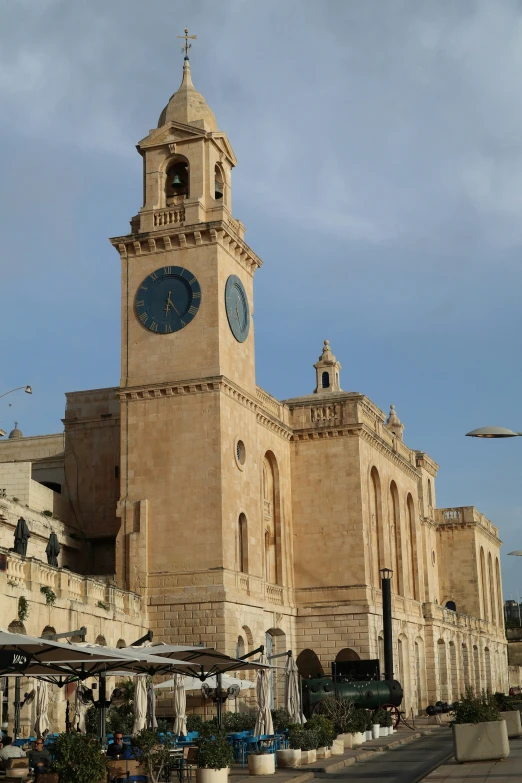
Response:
[284, 655, 304, 724]
[34, 681, 50, 736]
[73, 682, 89, 733]
[172, 673, 187, 736]
[254, 653, 273, 737]
[146, 681, 158, 729]
[133, 675, 148, 735]
[155, 674, 255, 692]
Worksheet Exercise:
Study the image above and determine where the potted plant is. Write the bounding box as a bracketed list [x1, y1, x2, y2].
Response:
[306, 715, 335, 758]
[131, 729, 173, 783]
[248, 747, 276, 776]
[49, 732, 110, 783]
[291, 725, 318, 764]
[370, 712, 380, 740]
[373, 709, 387, 737]
[196, 732, 235, 783]
[364, 712, 373, 742]
[350, 709, 367, 745]
[495, 692, 522, 738]
[452, 689, 509, 763]
[383, 710, 394, 734]
[278, 725, 303, 768]
[319, 695, 355, 749]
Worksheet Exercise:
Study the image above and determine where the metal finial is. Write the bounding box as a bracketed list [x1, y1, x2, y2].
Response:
[177, 26, 197, 58]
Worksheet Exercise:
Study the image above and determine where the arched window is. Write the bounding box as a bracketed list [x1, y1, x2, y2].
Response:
[116, 639, 127, 649]
[369, 467, 383, 586]
[488, 553, 496, 625]
[214, 164, 224, 200]
[236, 635, 245, 659]
[407, 494, 419, 600]
[95, 635, 107, 646]
[321, 371, 330, 389]
[41, 626, 56, 639]
[296, 649, 324, 679]
[238, 514, 248, 573]
[445, 601, 456, 612]
[335, 648, 361, 662]
[8, 620, 26, 635]
[390, 482, 402, 595]
[166, 159, 189, 201]
[263, 453, 282, 584]
[480, 547, 488, 620]
[495, 558, 503, 627]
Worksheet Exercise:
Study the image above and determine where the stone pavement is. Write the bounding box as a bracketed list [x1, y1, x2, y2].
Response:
[228, 724, 450, 783]
[421, 735, 522, 782]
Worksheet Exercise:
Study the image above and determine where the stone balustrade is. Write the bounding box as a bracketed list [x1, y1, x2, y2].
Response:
[2, 548, 142, 618]
[153, 207, 185, 227]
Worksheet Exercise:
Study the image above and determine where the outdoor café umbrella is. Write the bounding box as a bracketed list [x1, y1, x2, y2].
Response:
[254, 653, 273, 737]
[155, 674, 255, 693]
[73, 682, 89, 733]
[134, 644, 269, 679]
[172, 673, 187, 736]
[34, 681, 50, 736]
[133, 675, 147, 735]
[284, 654, 304, 724]
[146, 680, 158, 730]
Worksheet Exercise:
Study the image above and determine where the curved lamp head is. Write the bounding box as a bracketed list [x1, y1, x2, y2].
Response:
[466, 426, 520, 438]
[379, 567, 393, 580]
[508, 551, 522, 556]
[24, 386, 32, 395]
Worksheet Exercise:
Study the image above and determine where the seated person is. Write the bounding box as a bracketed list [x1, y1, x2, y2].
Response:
[28, 737, 52, 778]
[0, 736, 25, 769]
[106, 732, 128, 759]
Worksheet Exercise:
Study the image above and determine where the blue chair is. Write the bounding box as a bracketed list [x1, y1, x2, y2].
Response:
[241, 736, 259, 767]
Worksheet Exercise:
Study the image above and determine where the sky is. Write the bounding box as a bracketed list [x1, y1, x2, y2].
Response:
[1, 0, 522, 599]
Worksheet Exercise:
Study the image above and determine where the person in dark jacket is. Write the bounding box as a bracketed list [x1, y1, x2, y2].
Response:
[106, 732, 128, 758]
[28, 737, 51, 778]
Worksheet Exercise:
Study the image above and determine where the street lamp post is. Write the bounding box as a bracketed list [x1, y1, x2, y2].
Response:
[380, 567, 394, 682]
[466, 426, 522, 438]
[0, 386, 32, 437]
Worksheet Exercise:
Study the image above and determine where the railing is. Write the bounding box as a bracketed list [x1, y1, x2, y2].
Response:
[67, 573, 84, 598]
[256, 387, 281, 418]
[7, 554, 25, 587]
[266, 584, 283, 605]
[153, 207, 185, 227]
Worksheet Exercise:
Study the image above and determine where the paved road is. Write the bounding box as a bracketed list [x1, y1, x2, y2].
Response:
[315, 732, 454, 783]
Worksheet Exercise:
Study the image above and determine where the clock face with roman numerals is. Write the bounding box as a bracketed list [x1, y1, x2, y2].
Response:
[135, 266, 201, 334]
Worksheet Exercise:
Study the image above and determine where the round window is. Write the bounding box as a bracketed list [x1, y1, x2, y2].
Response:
[235, 439, 246, 469]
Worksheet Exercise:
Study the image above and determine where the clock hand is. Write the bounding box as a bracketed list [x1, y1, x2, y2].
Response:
[167, 296, 181, 316]
[164, 291, 171, 316]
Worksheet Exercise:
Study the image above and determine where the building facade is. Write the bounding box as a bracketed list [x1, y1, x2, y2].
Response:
[0, 56, 508, 720]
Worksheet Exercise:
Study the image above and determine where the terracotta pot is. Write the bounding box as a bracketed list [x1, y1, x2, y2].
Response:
[276, 749, 301, 768]
[196, 768, 229, 783]
[452, 720, 509, 763]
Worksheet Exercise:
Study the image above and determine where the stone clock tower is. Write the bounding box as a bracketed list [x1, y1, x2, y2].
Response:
[110, 54, 263, 595]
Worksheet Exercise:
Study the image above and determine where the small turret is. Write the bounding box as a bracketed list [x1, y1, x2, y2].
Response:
[385, 405, 404, 440]
[313, 340, 342, 394]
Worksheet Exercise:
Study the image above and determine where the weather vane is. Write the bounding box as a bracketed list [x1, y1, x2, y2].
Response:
[177, 27, 196, 58]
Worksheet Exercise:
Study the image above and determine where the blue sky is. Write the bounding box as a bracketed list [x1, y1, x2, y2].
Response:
[2, 0, 522, 598]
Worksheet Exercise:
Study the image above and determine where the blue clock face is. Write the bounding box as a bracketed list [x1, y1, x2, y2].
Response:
[135, 266, 201, 334]
[225, 275, 250, 343]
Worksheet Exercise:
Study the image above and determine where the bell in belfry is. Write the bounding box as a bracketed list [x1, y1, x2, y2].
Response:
[171, 173, 184, 189]
[214, 180, 223, 199]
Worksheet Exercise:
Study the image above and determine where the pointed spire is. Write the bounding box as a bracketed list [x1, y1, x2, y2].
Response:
[385, 404, 404, 440]
[313, 340, 342, 393]
[157, 54, 217, 130]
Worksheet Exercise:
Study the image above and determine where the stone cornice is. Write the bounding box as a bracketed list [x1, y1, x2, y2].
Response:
[110, 219, 262, 277]
[118, 376, 293, 441]
[415, 451, 440, 477]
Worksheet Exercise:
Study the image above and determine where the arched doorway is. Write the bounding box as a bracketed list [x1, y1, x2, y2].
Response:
[296, 649, 324, 680]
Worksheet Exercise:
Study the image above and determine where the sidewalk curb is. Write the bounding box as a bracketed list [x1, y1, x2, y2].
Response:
[304, 732, 424, 774]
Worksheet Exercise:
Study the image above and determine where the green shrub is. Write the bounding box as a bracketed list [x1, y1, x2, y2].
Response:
[306, 715, 335, 747]
[365, 711, 373, 731]
[350, 709, 369, 733]
[107, 680, 135, 735]
[453, 689, 500, 725]
[271, 707, 291, 733]
[186, 714, 204, 733]
[383, 710, 393, 728]
[50, 732, 109, 783]
[40, 586, 56, 606]
[494, 692, 516, 711]
[17, 596, 29, 622]
[288, 725, 306, 750]
[131, 729, 173, 783]
[196, 736, 235, 769]
[318, 696, 356, 734]
[223, 711, 257, 731]
[373, 708, 386, 725]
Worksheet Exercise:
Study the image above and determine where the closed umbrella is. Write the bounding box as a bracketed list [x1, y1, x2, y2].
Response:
[146, 681, 157, 729]
[73, 682, 89, 733]
[254, 653, 273, 737]
[155, 674, 255, 692]
[133, 675, 147, 735]
[172, 673, 187, 736]
[34, 681, 50, 736]
[284, 655, 304, 724]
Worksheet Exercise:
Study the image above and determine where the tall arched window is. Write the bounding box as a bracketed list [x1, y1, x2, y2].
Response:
[238, 514, 248, 573]
[166, 158, 189, 202]
[263, 452, 282, 584]
[321, 371, 330, 389]
[480, 547, 488, 620]
[495, 558, 503, 626]
[407, 494, 419, 600]
[390, 482, 402, 595]
[369, 467, 383, 586]
[488, 552, 496, 625]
